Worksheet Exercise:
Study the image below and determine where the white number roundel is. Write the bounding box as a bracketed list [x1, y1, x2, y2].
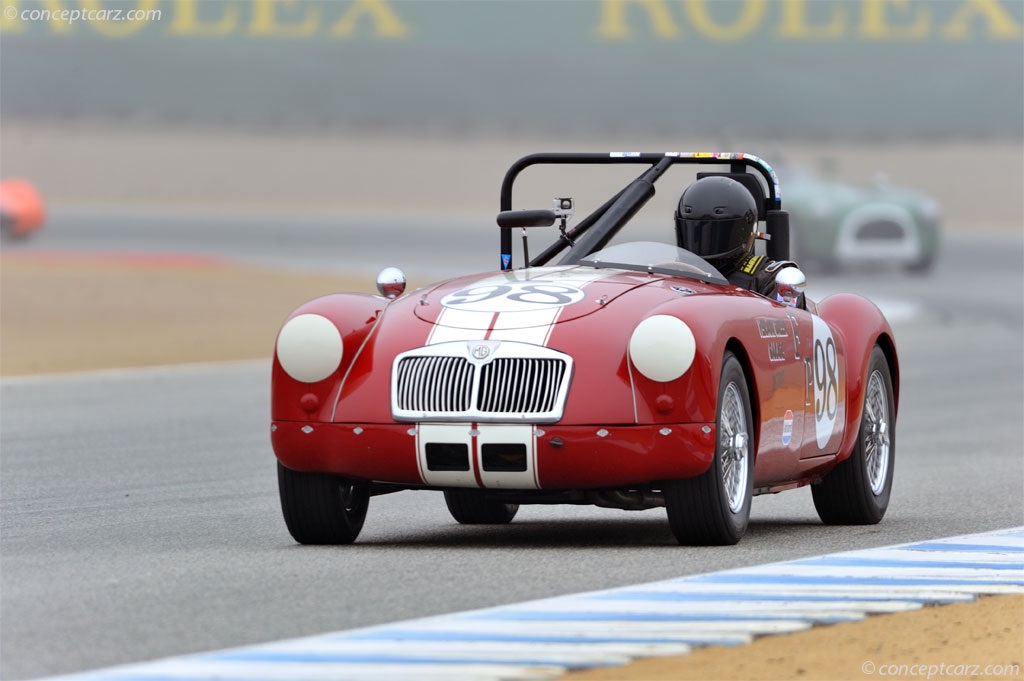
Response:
[440, 281, 586, 312]
[812, 316, 840, 449]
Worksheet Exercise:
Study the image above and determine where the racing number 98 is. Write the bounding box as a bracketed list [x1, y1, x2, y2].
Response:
[814, 337, 838, 423]
[446, 283, 580, 307]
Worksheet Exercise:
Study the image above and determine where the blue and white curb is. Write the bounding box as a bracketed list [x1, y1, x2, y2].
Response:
[44, 527, 1024, 681]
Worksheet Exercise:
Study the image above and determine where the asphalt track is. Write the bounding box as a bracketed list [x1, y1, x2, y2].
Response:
[1, 212, 1022, 680]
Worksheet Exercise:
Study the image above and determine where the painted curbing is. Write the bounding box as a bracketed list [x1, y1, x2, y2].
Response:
[39, 527, 1024, 681]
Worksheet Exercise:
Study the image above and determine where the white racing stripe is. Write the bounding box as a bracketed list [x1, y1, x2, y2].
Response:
[428, 267, 616, 347]
[39, 527, 1024, 681]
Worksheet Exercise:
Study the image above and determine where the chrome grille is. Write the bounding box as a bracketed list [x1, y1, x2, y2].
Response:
[391, 341, 573, 423]
[395, 356, 473, 413]
[478, 358, 566, 414]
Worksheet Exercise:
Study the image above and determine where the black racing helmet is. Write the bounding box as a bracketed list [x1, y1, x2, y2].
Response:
[675, 176, 758, 265]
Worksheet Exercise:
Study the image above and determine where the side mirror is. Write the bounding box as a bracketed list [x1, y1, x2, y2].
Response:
[376, 267, 406, 299]
[775, 267, 806, 308]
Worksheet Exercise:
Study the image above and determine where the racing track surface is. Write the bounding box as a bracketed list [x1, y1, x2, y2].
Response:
[1, 213, 1022, 680]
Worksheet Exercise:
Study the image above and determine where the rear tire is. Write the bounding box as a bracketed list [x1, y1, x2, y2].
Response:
[812, 346, 895, 524]
[444, 490, 519, 525]
[278, 462, 369, 544]
[664, 352, 754, 545]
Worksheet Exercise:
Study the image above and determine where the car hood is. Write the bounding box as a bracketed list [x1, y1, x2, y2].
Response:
[410, 265, 681, 331]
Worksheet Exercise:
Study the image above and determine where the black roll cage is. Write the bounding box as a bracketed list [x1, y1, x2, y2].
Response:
[497, 152, 789, 271]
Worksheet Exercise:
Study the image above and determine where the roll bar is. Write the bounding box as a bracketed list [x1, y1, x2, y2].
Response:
[498, 152, 788, 270]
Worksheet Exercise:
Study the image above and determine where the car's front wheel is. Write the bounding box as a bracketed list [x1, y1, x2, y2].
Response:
[664, 351, 754, 545]
[812, 345, 895, 524]
[278, 462, 369, 544]
[444, 490, 519, 525]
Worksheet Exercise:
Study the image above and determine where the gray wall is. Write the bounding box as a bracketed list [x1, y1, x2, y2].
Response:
[2, 0, 1022, 138]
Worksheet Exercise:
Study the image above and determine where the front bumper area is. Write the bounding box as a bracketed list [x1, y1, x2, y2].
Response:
[272, 421, 716, 490]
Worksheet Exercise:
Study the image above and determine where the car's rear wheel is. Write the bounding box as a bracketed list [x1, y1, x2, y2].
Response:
[278, 462, 369, 544]
[444, 490, 519, 525]
[812, 345, 895, 524]
[664, 352, 754, 545]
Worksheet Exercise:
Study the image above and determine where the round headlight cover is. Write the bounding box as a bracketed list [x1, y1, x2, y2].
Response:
[629, 315, 696, 383]
[276, 314, 343, 383]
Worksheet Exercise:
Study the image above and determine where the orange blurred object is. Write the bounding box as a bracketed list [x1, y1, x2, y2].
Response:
[0, 178, 46, 239]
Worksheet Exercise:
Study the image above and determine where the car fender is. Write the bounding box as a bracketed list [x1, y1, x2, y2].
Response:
[630, 293, 776, 428]
[272, 293, 387, 422]
[816, 293, 899, 462]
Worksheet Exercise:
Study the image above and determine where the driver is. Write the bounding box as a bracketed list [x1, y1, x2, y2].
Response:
[675, 175, 798, 300]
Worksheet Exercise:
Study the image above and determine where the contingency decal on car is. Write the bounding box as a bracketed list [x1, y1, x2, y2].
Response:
[811, 316, 841, 450]
[428, 268, 613, 347]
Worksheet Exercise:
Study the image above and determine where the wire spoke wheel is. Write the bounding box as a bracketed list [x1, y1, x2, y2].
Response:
[863, 370, 891, 496]
[664, 351, 753, 545]
[812, 345, 895, 525]
[720, 383, 750, 513]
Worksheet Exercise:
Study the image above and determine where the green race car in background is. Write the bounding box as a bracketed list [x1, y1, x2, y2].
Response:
[780, 163, 942, 274]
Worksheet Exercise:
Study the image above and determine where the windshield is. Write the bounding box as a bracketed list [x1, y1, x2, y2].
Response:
[578, 241, 728, 285]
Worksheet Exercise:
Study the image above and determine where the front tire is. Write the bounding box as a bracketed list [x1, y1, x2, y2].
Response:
[812, 345, 895, 524]
[278, 462, 369, 544]
[664, 352, 754, 545]
[444, 490, 519, 525]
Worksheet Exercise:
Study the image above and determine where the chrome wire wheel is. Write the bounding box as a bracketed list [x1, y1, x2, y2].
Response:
[664, 352, 753, 546]
[811, 345, 896, 526]
[863, 369, 891, 496]
[720, 382, 750, 513]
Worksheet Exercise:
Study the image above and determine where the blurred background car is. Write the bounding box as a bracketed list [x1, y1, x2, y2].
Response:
[781, 161, 942, 273]
[0, 178, 45, 240]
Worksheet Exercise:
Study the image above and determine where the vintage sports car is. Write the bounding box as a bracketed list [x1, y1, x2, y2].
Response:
[272, 152, 898, 546]
[0, 178, 45, 240]
[782, 162, 941, 273]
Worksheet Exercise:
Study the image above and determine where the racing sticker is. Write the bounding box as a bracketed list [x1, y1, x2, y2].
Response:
[811, 316, 840, 449]
[782, 409, 794, 446]
[440, 280, 586, 313]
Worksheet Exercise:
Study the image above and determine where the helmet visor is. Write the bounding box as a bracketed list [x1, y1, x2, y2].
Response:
[678, 217, 751, 261]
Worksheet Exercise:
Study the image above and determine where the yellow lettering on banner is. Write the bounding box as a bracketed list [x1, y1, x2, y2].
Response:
[778, 0, 845, 39]
[169, 0, 240, 37]
[594, 0, 679, 40]
[250, 0, 319, 37]
[860, 0, 929, 40]
[82, 0, 156, 36]
[942, 0, 1022, 40]
[0, 0, 72, 33]
[685, 0, 765, 42]
[331, 0, 409, 38]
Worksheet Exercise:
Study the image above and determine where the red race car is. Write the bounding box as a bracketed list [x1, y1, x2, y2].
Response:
[271, 152, 898, 546]
[0, 178, 45, 240]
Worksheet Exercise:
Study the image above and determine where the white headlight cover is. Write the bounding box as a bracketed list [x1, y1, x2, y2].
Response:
[276, 314, 343, 383]
[629, 315, 696, 383]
